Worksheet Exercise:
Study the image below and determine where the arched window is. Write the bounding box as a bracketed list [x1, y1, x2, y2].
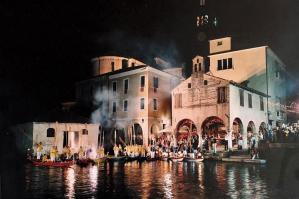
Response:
[82, 129, 88, 135]
[47, 128, 55, 137]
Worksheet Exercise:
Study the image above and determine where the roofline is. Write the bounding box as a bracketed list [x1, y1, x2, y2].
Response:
[208, 46, 268, 57]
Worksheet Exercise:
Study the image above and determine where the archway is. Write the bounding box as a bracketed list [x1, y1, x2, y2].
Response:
[259, 122, 267, 140]
[201, 116, 226, 138]
[133, 123, 143, 145]
[150, 124, 160, 145]
[247, 121, 256, 138]
[232, 118, 243, 148]
[176, 119, 197, 141]
[247, 121, 256, 148]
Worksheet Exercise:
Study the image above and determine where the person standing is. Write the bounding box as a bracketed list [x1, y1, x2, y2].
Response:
[36, 142, 43, 160]
[50, 146, 57, 162]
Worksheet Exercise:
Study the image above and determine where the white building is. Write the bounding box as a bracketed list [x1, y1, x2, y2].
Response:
[172, 59, 268, 149]
[207, 37, 287, 127]
[10, 122, 100, 156]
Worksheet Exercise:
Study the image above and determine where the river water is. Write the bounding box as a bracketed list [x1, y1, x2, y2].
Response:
[15, 159, 298, 199]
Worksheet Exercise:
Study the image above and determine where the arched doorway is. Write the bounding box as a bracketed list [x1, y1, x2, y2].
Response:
[247, 121, 256, 148]
[201, 116, 226, 138]
[133, 123, 143, 145]
[232, 118, 243, 149]
[201, 116, 226, 151]
[259, 122, 267, 140]
[176, 119, 197, 141]
[150, 124, 160, 145]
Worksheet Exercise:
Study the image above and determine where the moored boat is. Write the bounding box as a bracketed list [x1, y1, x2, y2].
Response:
[30, 160, 73, 167]
[76, 159, 96, 167]
[170, 157, 184, 162]
[183, 157, 204, 163]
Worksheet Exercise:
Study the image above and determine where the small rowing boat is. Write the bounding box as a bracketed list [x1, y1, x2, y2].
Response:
[183, 157, 204, 163]
[170, 157, 184, 162]
[30, 160, 73, 167]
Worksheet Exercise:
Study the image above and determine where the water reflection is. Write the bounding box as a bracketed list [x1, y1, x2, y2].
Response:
[22, 161, 274, 199]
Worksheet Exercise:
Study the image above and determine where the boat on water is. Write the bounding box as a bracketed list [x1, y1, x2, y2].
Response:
[170, 157, 184, 162]
[183, 157, 204, 163]
[76, 159, 96, 167]
[30, 160, 73, 167]
[95, 157, 107, 164]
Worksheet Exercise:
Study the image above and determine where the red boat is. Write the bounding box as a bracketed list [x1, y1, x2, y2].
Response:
[30, 160, 74, 167]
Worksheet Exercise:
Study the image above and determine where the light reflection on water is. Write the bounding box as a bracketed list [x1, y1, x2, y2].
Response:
[23, 161, 272, 199]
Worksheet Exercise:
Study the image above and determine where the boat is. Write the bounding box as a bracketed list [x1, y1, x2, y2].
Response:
[170, 157, 184, 162]
[183, 157, 204, 163]
[30, 160, 73, 167]
[76, 159, 96, 167]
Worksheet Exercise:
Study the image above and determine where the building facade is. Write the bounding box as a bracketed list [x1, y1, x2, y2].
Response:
[207, 37, 287, 127]
[172, 57, 268, 149]
[10, 122, 100, 156]
[76, 56, 183, 146]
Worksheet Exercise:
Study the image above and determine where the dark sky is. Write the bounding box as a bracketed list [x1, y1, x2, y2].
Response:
[2, 0, 299, 124]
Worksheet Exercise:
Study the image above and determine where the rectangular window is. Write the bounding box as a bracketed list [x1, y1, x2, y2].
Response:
[153, 77, 159, 88]
[194, 64, 198, 72]
[277, 111, 280, 117]
[131, 62, 135, 67]
[140, 76, 145, 88]
[113, 101, 116, 113]
[123, 100, 128, 112]
[248, 93, 252, 108]
[260, 96, 264, 111]
[217, 87, 227, 103]
[239, 90, 244, 107]
[228, 58, 233, 69]
[74, 131, 79, 146]
[153, 99, 157, 110]
[217, 60, 222, 70]
[198, 63, 201, 71]
[112, 81, 117, 93]
[140, 98, 145, 110]
[188, 83, 192, 88]
[223, 59, 228, 69]
[111, 62, 115, 72]
[124, 79, 129, 94]
[204, 80, 208, 85]
[217, 41, 222, 46]
[175, 93, 182, 108]
[82, 129, 88, 135]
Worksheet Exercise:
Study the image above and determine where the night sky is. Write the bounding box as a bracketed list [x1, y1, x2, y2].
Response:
[2, 0, 299, 126]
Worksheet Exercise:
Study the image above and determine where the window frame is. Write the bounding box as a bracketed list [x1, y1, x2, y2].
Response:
[153, 98, 158, 111]
[123, 99, 128, 112]
[140, 98, 145, 110]
[248, 93, 252, 108]
[239, 89, 244, 107]
[123, 78, 129, 94]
